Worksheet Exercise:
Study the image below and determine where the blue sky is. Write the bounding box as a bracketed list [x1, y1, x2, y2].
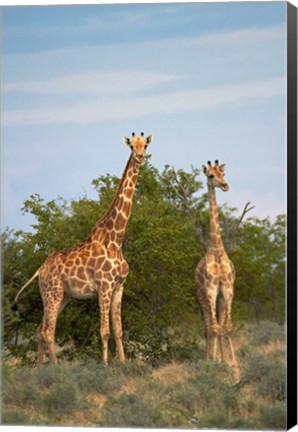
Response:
[1, 1, 288, 232]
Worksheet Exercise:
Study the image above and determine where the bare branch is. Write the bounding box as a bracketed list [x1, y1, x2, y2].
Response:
[226, 201, 255, 253]
[238, 201, 255, 224]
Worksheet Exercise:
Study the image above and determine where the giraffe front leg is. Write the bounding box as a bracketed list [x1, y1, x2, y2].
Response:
[111, 282, 125, 362]
[99, 283, 112, 365]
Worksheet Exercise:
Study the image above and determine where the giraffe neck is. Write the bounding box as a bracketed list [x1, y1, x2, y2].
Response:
[208, 185, 224, 250]
[92, 154, 139, 247]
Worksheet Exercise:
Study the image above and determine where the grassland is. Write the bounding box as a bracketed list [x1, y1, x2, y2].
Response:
[1, 321, 286, 429]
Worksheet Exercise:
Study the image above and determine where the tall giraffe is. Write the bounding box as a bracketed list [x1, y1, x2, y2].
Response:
[195, 160, 238, 367]
[15, 132, 153, 367]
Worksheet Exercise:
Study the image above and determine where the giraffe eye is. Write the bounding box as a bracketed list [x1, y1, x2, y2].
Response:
[209, 174, 214, 179]
[130, 145, 133, 150]
[144, 144, 148, 150]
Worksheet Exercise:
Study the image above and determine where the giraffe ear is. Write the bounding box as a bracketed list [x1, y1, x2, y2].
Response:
[146, 135, 153, 145]
[219, 164, 226, 173]
[123, 137, 131, 146]
[202, 165, 208, 175]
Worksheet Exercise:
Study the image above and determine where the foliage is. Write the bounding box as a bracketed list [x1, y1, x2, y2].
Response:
[259, 402, 287, 430]
[2, 409, 43, 426]
[1, 321, 286, 429]
[243, 352, 285, 401]
[245, 320, 285, 346]
[2, 159, 286, 363]
[100, 391, 170, 428]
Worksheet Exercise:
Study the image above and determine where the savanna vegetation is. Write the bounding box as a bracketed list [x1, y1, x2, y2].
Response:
[2, 322, 286, 428]
[2, 159, 286, 428]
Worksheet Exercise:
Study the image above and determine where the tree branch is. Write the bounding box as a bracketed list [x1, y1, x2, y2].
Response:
[225, 201, 255, 253]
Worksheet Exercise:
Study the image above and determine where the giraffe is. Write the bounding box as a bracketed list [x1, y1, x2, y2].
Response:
[14, 132, 153, 367]
[195, 160, 238, 367]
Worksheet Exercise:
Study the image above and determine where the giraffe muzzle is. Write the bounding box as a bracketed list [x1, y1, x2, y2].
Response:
[221, 183, 229, 191]
[135, 154, 145, 164]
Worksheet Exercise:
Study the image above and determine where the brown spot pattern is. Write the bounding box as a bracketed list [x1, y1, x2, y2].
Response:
[33, 139, 148, 366]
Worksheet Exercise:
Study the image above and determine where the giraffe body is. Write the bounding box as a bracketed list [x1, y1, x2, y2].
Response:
[15, 133, 152, 367]
[195, 160, 238, 367]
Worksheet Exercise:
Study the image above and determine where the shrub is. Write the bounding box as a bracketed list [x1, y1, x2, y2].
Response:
[165, 360, 242, 428]
[259, 401, 286, 429]
[75, 360, 139, 394]
[41, 380, 86, 415]
[245, 321, 285, 346]
[3, 372, 41, 407]
[112, 359, 152, 378]
[35, 363, 65, 388]
[99, 392, 169, 428]
[1, 335, 287, 430]
[1, 408, 43, 425]
[126, 332, 202, 367]
[243, 353, 285, 401]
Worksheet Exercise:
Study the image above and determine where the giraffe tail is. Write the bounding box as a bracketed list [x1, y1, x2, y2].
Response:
[14, 269, 40, 303]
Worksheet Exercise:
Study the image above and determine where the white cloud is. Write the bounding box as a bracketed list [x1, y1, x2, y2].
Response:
[2, 76, 285, 127]
[3, 71, 178, 95]
[3, 23, 284, 77]
[2, 18, 287, 231]
[193, 24, 285, 45]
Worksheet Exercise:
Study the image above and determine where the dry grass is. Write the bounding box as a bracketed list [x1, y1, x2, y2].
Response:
[2, 321, 286, 429]
[257, 339, 285, 355]
[152, 361, 191, 385]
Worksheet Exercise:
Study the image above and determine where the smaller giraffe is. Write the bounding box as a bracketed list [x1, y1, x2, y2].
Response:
[195, 160, 238, 367]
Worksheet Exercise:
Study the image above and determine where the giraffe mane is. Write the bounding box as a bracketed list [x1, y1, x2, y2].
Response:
[100, 153, 134, 222]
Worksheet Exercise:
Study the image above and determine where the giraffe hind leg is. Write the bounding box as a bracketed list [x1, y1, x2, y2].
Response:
[206, 290, 221, 362]
[217, 293, 227, 362]
[226, 320, 238, 367]
[198, 286, 220, 362]
[221, 284, 239, 369]
[37, 292, 69, 367]
[37, 322, 45, 368]
[197, 290, 212, 360]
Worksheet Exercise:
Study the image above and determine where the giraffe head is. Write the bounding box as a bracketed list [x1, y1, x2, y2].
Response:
[202, 160, 229, 192]
[123, 132, 153, 164]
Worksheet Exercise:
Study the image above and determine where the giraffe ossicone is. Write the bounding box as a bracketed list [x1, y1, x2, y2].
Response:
[195, 160, 238, 368]
[15, 132, 153, 367]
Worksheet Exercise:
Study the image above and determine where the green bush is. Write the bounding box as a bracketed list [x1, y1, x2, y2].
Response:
[164, 360, 242, 428]
[99, 392, 169, 428]
[245, 321, 285, 346]
[259, 401, 286, 429]
[243, 353, 285, 401]
[1, 335, 286, 430]
[111, 359, 152, 378]
[35, 363, 65, 388]
[41, 380, 86, 415]
[3, 373, 41, 407]
[71, 360, 125, 394]
[127, 332, 203, 367]
[1, 409, 41, 425]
